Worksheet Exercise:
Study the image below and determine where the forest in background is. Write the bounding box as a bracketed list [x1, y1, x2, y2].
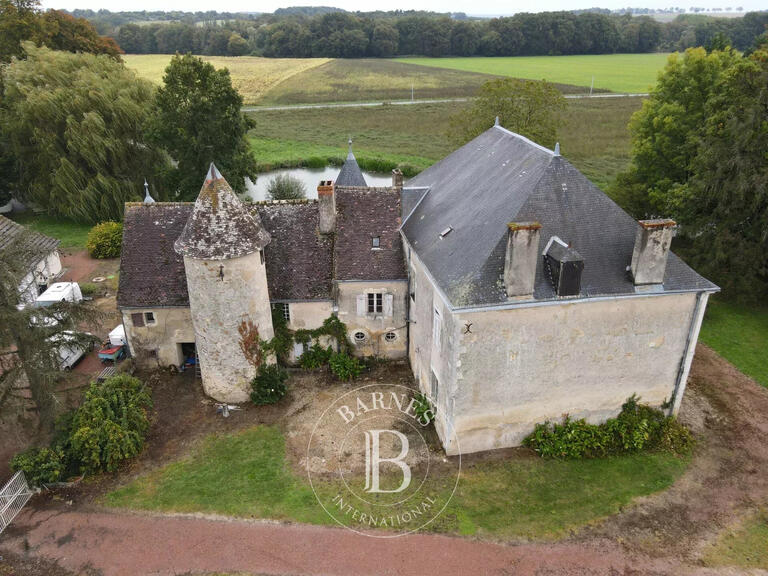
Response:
[71, 8, 768, 58]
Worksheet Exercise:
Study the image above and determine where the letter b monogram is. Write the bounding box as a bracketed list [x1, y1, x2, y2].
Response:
[363, 429, 411, 493]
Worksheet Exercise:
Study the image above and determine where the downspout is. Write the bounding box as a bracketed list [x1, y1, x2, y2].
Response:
[669, 291, 707, 416]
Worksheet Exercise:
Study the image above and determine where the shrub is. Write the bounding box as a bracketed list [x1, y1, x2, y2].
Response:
[523, 395, 694, 459]
[86, 221, 123, 259]
[329, 352, 363, 381]
[250, 364, 288, 405]
[69, 373, 152, 474]
[267, 174, 306, 201]
[412, 392, 435, 425]
[299, 343, 333, 370]
[11, 447, 67, 486]
[79, 282, 101, 297]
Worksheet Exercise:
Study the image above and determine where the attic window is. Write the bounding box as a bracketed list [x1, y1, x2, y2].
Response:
[439, 227, 453, 238]
[372, 236, 381, 248]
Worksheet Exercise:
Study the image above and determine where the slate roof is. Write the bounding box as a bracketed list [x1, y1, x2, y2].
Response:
[119, 200, 335, 308]
[402, 126, 718, 308]
[336, 144, 368, 188]
[175, 164, 271, 260]
[118, 203, 192, 308]
[0, 214, 59, 269]
[335, 186, 406, 281]
[254, 202, 333, 300]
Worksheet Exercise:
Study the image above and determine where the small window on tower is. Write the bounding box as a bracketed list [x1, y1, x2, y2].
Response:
[144, 312, 156, 325]
[372, 236, 381, 249]
[282, 303, 290, 323]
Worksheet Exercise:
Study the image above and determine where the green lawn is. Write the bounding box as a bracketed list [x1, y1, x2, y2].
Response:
[397, 54, 671, 94]
[105, 425, 689, 540]
[703, 509, 768, 569]
[248, 96, 641, 190]
[700, 299, 768, 388]
[8, 212, 90, 250]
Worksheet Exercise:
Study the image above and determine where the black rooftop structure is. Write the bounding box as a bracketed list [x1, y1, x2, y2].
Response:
[402, 125, 718, 309]
[335, 139, 367, 188]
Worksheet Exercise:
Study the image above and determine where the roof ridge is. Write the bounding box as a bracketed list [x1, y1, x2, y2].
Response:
[492, 125, 556, 157]
[250, 198, 318, 206]
[125, 201, 193, 207]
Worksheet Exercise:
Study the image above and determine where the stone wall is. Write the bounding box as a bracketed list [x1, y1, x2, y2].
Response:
[405, 236, 708, 455]
[183, 250, 274, 403]
[122, 307, 195, 368]
[336, 280, 408, 359]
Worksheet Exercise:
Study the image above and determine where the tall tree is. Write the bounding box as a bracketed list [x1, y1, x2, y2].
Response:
[450, 78, 566, 148]
[0, 44, 167, 222]
[684, 48, 768, 296]
[0, 0, 40, 62]
[615, 47, 739, 217]
[148, 53, 258, 199]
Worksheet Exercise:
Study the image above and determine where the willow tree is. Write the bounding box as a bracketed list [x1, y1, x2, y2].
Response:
[1, 44, 169, 223]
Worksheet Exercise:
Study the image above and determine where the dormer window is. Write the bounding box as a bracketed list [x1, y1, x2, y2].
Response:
[372, 236, 380, 249]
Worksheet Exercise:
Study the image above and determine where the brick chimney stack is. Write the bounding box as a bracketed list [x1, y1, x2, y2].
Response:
[630, 219, 676, 285]
[504, 221, 542, 299]
[317, 180, 336, 234]
[392, 169, 403, 189]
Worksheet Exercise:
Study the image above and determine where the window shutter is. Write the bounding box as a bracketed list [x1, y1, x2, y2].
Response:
[383, 293, 394, 317]
[131, 312, 145, 327]
[356, 294, 366, 316]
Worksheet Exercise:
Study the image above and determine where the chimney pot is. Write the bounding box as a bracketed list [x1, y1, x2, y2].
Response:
[317, 180, 335, 234]
[504, 221, 541, 299]
[630, 219, 675, 285]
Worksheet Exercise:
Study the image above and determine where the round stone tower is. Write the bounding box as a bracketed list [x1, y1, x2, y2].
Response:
[175, 163, 273, 403]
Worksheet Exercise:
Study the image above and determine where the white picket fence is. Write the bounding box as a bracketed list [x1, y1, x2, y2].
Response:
[0, 471, 33, 535]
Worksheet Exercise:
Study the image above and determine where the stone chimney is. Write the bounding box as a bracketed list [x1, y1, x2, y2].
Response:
[630, 219, 676, 285]
[504, 222, 542, 299]
[317, 180, 335, 234]
[392, 169, 403, 189]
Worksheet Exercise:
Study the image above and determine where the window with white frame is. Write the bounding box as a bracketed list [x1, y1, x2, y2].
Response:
[367, 292, 383, 314]
[371, 236, 381, 249]
[281, 303, 290, 323]
[144, 311, 156, 325]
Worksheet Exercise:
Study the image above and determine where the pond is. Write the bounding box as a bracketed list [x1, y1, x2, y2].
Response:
[245, 167, 393, 201]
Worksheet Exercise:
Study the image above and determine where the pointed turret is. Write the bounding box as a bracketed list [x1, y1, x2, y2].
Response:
[175, 163, 270, 260]
[175, 163, 274, 404]
[336, 138, 367, 187]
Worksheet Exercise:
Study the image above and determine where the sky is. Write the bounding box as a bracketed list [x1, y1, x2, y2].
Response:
[41, 0, 764, 15]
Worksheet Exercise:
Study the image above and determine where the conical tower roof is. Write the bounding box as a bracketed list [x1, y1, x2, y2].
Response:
[336, 138, 367, 187]
[175, 163, 270, 260]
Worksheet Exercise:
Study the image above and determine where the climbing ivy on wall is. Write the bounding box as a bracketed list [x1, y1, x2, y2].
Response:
[261, 308, 352, 365]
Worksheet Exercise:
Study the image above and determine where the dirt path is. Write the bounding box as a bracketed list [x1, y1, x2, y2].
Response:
[1, 344, 767, 575]
[1, 508, 693, 576]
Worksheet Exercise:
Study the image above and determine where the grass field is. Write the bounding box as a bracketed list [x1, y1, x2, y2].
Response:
[105, 425, 688, 539]
[8, 212, 90, 250]
[124, 54, 330, 104]
[700, 299, 768, 388]
[248, 96, 642, 189]
[397, 53, 671, 94]
[703, 509, 768, 569]
[260, 59, 494, 105]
